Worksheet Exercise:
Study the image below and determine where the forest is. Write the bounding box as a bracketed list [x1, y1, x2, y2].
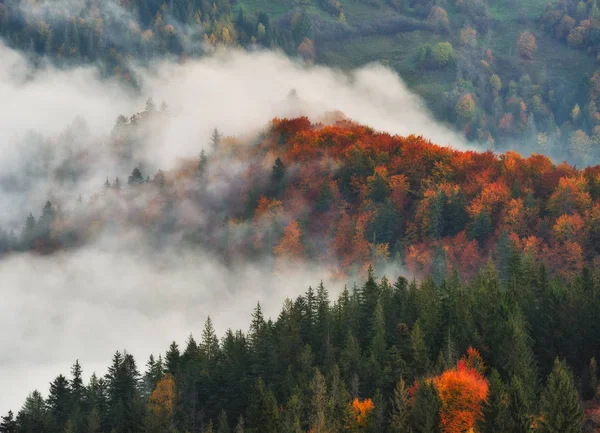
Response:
[2, 108, 600, 431]
[5, 0, 600, 166]
[1, 264, 597, 433]
[5, 0, 600, 431]
[4, 109, 600, 283]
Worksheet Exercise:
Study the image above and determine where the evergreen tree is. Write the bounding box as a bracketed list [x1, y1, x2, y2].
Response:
[86, 407, 102, 433]
[217, 410, 230, 433]
[507, 376, 532, 433]
[0, 411, 17, 433]
[201, 316, 220, 362]
[47, 374, 71, 428]
[538, 358, 583, 433]
[128, 167, 144, 185]
[272, 157, 286, 182]
[410, 321, 430, 378]
[234, 416, 244, 433]
[482, 369, 510, 433]
[165, 342, 180, 376]
[388, 379, 411, 433]
[70, 360, 85, 408]
[246, 378, 279, 433]
[198, 149, 209, 178]
[308, 369, 333, 433]
[410, 382, 440, 433]
[17, 391, 47, 433]
[211, 128, 223, 151]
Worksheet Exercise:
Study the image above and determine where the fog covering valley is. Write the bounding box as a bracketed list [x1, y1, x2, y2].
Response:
[0, 40, 467, 413]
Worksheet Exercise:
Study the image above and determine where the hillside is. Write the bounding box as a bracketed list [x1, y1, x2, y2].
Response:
[3, 0, 600, 167]
[4, 111, 600, 284]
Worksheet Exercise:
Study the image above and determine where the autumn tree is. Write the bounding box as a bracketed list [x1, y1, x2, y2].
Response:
[456, 93, 476, 123]
[432, 351, 489, 433]
[517, 31, 537, 60]
[147, 373, 176, 433]
[297, 37, 316, 63]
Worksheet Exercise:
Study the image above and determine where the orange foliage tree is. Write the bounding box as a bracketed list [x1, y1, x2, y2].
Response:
[147, 373, 176, 431]
[432, 348, 489, 433]
[348, 398, 375, 431]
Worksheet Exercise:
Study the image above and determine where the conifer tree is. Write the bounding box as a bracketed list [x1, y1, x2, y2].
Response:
[388, 379, 411, 433]
[410, 321, 430, 378]
[410, 382, 440, 433]
[211, 128, 223, 151]
[538, 358, 583, 433]
[482, 369, 510, 433]
[217, 410, 230, 433]
[128, 167, 144, 185]
[309, 369, 333, 433]
[201, 316, 220, 362]
[272, 157, 286, 182]
[0, 411, 17, 433]
[165, 342, 180, 376]
[47, 375, 71, 428]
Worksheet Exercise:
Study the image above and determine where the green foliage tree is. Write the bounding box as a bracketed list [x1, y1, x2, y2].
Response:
[538, 358, 583, 433]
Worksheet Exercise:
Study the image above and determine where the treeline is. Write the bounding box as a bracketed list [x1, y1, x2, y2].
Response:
[2, 263, 597, 432]
[5, 115, 600, 285]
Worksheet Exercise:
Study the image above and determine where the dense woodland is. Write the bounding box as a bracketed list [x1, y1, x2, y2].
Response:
[2, 110, 600, 430]
[6, 0, 600, 430]
[5, 109, 600, 283]
[1, 264, 599, 433]
[7, 0, 600, 165]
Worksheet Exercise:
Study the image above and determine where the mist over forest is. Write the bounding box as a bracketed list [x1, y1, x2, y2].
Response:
[3, 0, 600, 432]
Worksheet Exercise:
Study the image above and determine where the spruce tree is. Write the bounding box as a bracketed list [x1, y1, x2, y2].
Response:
[388, 379, 411, 433]
[272, 157, 286, 182]
[482, 369, 510, 433]
[217, 410, 230, 433]
[538, 358, 583, 433]
[410, 321, 430, 378]
[165, 342, 180, 376]
[0, 411, 17, 433]
[128, 167, 144, 185]
[410, 382, 440, 433]
[47, 375, 72, 428]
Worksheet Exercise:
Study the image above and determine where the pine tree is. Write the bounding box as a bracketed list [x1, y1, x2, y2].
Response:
[411, 382, 440, 433]
[103, 178, 111, 189]
[309, 369, 333, 433]
[211, 128, 223, 151]
[507, 376, 532, 433]
[538, 358, 583, 433]
[388, 379, 411, 433]
[247, 378, 279, 433]
[482, 369, 510, 433]
[71, 360, 85, 408]
[234, 416, 245, 433]
[0, 411, 17, 433]
[410, 321, 430, 378]
[128, 167, 144, 185]
[47, 375, 72, 428]
[217, 410, 230, 433]
[17, 391, 47, 433]
[86, 407, 102, 433]
[201, 316, 220, 362]
[165, 342, 180, 376]
[283, 393, 303, 433]
[113, 177, 121, 190]
[272, 157, 286, 182]
[198, 149, 209, 178]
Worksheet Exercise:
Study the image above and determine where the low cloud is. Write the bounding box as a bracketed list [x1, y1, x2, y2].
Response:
[0, 42, 462, 413]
